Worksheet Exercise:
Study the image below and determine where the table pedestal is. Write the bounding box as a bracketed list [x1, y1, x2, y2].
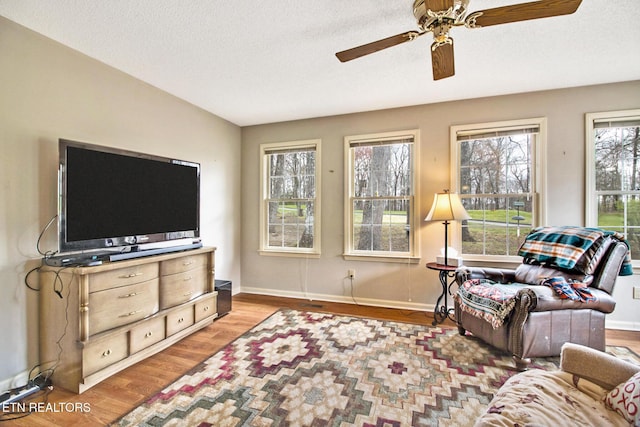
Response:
[426, 262, 458, 326]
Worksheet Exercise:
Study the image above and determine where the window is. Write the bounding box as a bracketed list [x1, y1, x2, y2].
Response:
[586, 109, 640, 262]
[451, 118, 547, 260]
[344, 130, 420, 262]
[259, 140, 321, 256]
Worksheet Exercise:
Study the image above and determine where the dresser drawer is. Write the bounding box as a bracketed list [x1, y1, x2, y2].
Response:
[195, 295, 217, 323]
[159, 267, 206, 309]
[89, 263, 159, 293]
[129, 316, 166, 354]
[160, 253, 208, 276]
[89, 279, 159, 335]
[166, 305, 194, 336]
[83, 333, 128, 376]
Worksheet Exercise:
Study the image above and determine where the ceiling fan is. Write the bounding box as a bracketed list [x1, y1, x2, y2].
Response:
[335, 0, 583, 80]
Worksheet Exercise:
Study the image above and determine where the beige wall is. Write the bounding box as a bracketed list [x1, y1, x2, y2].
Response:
[241, 81, 640, 330]
[0, 17, 242, 387]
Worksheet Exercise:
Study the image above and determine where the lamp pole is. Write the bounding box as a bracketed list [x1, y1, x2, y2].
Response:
[442, 219, 450, 266]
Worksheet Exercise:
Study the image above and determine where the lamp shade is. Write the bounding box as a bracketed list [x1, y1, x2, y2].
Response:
[425, 191, 471, 222]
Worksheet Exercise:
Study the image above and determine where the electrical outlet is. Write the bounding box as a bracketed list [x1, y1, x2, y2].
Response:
[348, 269, 356, 279]
[634, 287, 640, 300]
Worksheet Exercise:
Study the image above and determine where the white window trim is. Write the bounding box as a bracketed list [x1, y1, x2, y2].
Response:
[343, 129, 421, 263]
[259, 139, 321, 258]
[450, 117, 548, 263]
[585, 109, 640, 268]
[585, 109, 640, 224]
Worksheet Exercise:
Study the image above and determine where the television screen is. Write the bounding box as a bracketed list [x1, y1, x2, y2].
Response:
[58, 139, 200, 254]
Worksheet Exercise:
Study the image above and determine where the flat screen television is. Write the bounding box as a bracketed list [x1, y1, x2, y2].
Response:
[58, 139, 201, 257]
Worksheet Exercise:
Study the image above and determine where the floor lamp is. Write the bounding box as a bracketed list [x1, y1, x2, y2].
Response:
[425, 190, 470, 266]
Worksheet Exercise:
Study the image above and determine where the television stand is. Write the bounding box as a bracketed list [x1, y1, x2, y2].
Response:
[39, 246, 217, 393]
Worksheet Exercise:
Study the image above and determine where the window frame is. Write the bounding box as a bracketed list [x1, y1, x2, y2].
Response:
[343, 129, 421, 263]
[585, 108, 640, 266]
[450, 117, 547, 263]
[259, 139, 321, 258]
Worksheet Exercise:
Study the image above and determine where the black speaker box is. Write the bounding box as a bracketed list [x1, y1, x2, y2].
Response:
[214, 279, 232, 317]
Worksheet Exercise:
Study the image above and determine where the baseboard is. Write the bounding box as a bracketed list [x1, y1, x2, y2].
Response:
[240, 286, 434, 313]
[606, 319, 640, 332]
[0, 370, 30, 394]
[240, 287, 640, 332]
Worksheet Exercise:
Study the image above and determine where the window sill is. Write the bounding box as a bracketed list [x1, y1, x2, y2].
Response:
[259, 249, 320, 259]
[460, 255, 522, 269]
[342, 254, 421, 264]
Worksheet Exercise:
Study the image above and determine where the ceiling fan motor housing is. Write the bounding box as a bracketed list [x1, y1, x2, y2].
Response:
[412, 0, 469, 31]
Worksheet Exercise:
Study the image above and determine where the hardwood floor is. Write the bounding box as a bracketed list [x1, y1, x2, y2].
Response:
[4, 293, 640, 426]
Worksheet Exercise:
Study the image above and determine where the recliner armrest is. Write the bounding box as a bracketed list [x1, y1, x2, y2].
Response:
[526, 286, 616, 313]
[455, 266, 517, 285]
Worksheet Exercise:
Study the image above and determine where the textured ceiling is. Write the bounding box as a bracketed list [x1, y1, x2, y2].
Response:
[1, 1, 639, 126]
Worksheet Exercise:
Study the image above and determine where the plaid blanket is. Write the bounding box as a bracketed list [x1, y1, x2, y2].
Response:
[517, 226, 632, 276]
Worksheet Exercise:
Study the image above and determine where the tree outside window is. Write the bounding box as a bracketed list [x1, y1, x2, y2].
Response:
[344, 130, 420, 261]
[587, 110, 640, 261]
[260, 140, 320, 256]
[451, 119, 546, 260]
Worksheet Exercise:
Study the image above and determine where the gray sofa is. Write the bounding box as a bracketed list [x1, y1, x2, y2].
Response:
[474, 343, 640, 426]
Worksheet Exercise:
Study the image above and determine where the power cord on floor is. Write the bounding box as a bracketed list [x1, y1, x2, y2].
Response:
[0, 366, 55, 422]
[0, 215, 73, 421]
[348, 275, 359, 306]
[7, 264, 74, 421]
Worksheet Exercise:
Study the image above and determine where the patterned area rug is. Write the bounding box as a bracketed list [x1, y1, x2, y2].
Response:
[116, 309, 637, 426]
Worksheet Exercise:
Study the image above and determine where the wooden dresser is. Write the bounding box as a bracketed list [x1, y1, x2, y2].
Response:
[39, 247, 217, 394]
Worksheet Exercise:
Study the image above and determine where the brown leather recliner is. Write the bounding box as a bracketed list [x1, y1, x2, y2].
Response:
[454, 238, 629, 370]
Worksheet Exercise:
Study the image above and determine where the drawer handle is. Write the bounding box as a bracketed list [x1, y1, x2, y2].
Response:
[118, 291, 143, 298]
[203, 305, 210, 312]
[183, 260, 195, 266]
[183, 291, 193, 296]
[102, 349, 112, 357]
[145, 331, 153, 338]
[120, 272, 143, 279]
[183, 276, 193, 282]
[119, 310, 141, 318]
[178, 317, 185, 323]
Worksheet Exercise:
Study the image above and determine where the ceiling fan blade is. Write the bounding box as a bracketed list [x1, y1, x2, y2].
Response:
[431, 39, 455, 80]
[336, 31, 423, 62]
[465, 0, 582, 28]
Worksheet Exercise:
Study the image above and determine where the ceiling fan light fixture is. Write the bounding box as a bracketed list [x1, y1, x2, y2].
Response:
[431, 24, 453, 49]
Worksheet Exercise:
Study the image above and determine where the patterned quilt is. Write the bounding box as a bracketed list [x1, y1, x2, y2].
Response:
[474, 370, 630, 427]
[455, 279, 528, 329]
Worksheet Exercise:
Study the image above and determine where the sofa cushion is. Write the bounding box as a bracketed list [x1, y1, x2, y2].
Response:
[604, 371, 640, 425]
